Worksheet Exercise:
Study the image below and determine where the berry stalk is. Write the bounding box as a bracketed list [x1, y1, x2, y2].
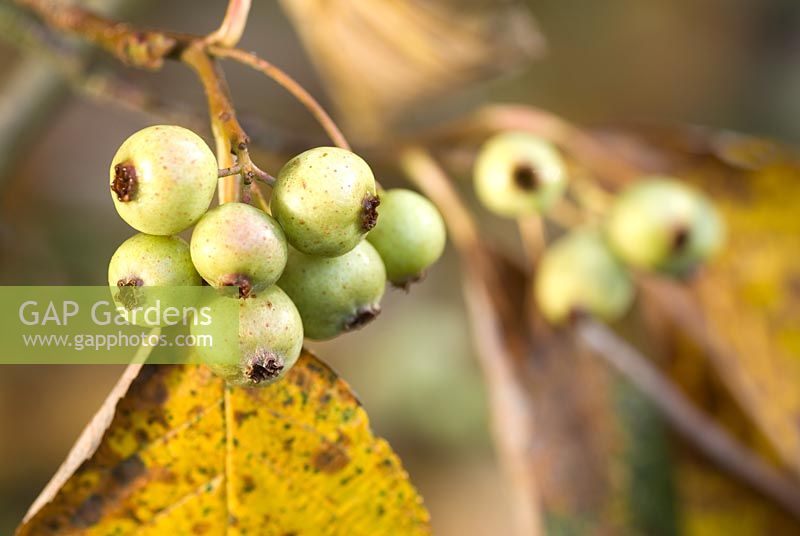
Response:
[208, 46, 351, 151]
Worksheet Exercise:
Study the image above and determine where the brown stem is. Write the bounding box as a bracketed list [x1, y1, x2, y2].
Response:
[577, 319, 800, 520]
[218, 163, 243, 178]
[249, 182, 270, 213]
[401, 146, 543, 536]
[13, 0, 189, 69]
[399, 147, 479, 251]
[181, 43, 247, 203]
[517, 215, 546, 271]
[208, 45, 351, 151]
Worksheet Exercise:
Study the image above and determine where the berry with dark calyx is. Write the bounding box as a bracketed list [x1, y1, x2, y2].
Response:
[474, 131, 568, 217]
[108, 233, 201, 325]
[367, 188, 446, 287]
[277, 241, 386, 340]
[605, 177, 725, 276]
[271, 147, 379, 257]
[190, 202, 287, 297]
[193, 286, 303, 386]
[535, 229, 634, 325]
[110, 125, 218, 235]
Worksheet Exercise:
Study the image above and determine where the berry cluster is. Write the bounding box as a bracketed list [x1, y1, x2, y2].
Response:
[473, 131, 725, 325]
[107, 125, 446, 386]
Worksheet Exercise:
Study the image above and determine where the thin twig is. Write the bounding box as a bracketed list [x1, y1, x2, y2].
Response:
[399, 147, 479, 251]
[181, 43, 246, 203]
[249, 182, 270, 212]
[209, 45, 351, 151]
[218, 163, 242, 178]
[401, 146, 543, 536]
[13, 0, 190, 69]
[517, 215, 546, 270]
[576, 319, 800, 520]
[205, 0, 251, 48]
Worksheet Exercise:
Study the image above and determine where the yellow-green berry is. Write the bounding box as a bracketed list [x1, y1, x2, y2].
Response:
[535, 229, 634, 324]
[110, 125, 217, 235]
[193, 286, 303, 386]
[605, 177, 725, 276]
[108, 233, 200, 288]
[474, 131, 568, 217]
[271, 147, 379, 257]
[190, 202, 287, 297]
[278, 241, 386, 340]
[107, 233, 201, 325]
[367, 188, 446, 287]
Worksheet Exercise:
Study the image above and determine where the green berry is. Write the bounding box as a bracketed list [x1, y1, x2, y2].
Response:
[107, 233, 201, 325]
[474, 131, 568, 217]
[367, 188, 446, 287]
[271, 147, 379, 257]
[110, 125, 218, 235]
[193, 286, 304, 386]
[108, 233, 201, 288]
[535, 229, 634, 324]
[190, 202, 287, 297]
[277, 241, 386, 340]
[605, 177, 725, 276]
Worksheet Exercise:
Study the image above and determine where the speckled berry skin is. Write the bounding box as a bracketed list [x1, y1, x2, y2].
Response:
[605, 177, 725, 276]
[110, 125, 218, 235]
[367, 189, 446, 286]
[108, 233, 200, 287]
[190, 202, 287, 296]
[107, 233, 201, 326]
[535, 229, 634, 324]
[193, 286, 304, 387]
[278, 241, 386, 340]
[474, 132, 568, 217]
[271, 147, 378, 257]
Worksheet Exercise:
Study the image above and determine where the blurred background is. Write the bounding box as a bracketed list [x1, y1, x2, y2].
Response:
[1, 0, 800, 534]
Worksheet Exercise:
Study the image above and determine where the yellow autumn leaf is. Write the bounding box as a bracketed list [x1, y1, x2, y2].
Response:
[610, 128, 800, 534]
[657, 132, 800, 478]
[16, 351, 430, 535]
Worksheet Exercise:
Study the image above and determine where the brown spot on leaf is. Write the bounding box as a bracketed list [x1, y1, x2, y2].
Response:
[192, 522, 212, 534]
[71, 494, 104, 528]
[360, 193, 380, 231]
[234, 410, 257, 425]
[138, 377, 169, 408]
[312, 442, 350, 474]
[241, 475, 256, 494]
[112, 161, 138, 202]
[111, 455, 146, 485]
